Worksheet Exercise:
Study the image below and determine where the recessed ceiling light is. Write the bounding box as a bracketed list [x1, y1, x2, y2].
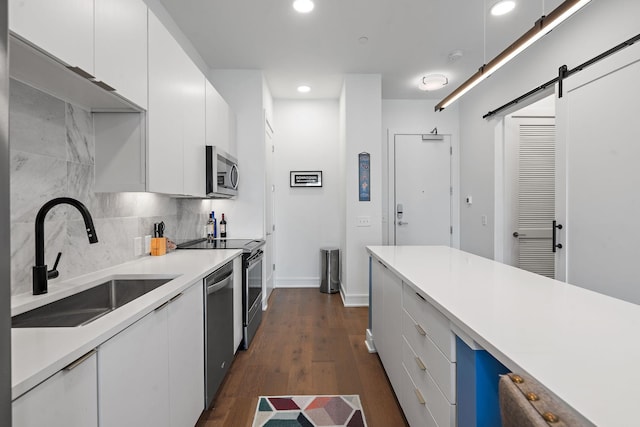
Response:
[418, 74, 448, 91]
[293, 0, 314, 13]
[490, 0, 516, 16]
[297, 85, 311, 93]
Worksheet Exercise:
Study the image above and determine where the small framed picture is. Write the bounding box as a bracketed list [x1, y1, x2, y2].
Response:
[290, 171, 322, 187]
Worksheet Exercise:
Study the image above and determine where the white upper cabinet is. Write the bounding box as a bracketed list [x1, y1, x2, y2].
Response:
[9, 0, 148, 110]
[206, 80, 231, 154]
[95, 0, 148, 109]
[10, 0, 94, 76]
[148, 11, 205, 196]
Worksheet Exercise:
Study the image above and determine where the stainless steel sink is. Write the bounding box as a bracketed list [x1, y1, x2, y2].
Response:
[12, 278, 174, 328]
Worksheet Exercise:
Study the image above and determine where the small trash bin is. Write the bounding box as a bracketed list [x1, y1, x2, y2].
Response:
[320, 247, 340, 294]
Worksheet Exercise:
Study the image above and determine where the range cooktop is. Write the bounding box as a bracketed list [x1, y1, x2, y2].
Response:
[176, 238, 265, 253]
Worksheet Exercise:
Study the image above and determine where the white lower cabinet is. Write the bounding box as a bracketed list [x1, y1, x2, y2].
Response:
[370, 256, 457, 427]
[98, 305, 170, 427]
[98, 281, 204, 427]
[168, 282, 205, 427]
[233, 256, 243, 352]
[12, 351, 98, 427]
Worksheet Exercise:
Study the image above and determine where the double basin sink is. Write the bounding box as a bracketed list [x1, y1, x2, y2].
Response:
[12, 277, 175, 328]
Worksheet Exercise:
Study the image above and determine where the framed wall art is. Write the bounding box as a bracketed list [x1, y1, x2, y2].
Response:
[290, 171, 323, 187]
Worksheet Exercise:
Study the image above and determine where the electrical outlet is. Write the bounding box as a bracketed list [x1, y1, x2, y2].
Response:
[134, 237, 143, 256]
[144, 235, 151, 254]
[357, 216, 371, 227]
[481, 215, 488, 226]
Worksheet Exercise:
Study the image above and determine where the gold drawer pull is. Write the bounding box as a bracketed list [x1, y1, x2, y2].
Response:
[414, 388, 426, 405]
[414, 323, 427, 336]
[415, 356, 426, 371]
[526, 392, 539, 401]
[542, 412, 559, 423]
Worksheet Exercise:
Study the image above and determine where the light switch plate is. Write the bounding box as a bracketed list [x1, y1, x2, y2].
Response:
[134, 237, 143, 256]
[144, 235, 151, 254]
[357, 216, 371, 227]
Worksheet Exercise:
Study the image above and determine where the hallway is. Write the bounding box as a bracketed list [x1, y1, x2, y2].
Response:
[196, 288, 407, 426]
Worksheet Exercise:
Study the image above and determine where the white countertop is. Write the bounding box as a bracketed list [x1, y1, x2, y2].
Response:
[11, 249, 242, 400]
[367, 245, 640, 427]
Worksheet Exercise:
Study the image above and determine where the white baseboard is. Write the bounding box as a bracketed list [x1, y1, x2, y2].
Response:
[274, 277, 320, 288]
[365, 329, 377, 353]
[339, 286, 369, 307]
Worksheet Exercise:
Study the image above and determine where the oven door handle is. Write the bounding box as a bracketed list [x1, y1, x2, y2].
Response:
[207, 274, 232, 295]
[246, 250, 264, 268]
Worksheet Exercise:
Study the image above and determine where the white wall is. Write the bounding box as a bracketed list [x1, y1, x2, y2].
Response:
[340, 75, 383, 306]
[456, 0, 639, 258]
[208, 70, 266, 239]
[272, 100, 341, 287]
[381, 100, 460, 244]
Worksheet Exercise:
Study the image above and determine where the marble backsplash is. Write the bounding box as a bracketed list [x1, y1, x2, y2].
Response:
[9, 80, 213, 296]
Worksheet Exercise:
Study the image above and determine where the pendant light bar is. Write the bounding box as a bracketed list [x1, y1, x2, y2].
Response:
[435, 0, 592, 112]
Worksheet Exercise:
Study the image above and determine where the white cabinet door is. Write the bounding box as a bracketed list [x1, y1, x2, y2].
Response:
[9, 0, 94, 75]
[233, 255, 243, 351]
[205, 80, 231, 153]
[95, 0, 148, 109]
[98, 308, 170, 427]
[182, 66, 206, 197]
[13, 351, 98, 427]
[147, 11, 185, 195]
[168, 283, 205, 427]
[371, 258, 403, 396]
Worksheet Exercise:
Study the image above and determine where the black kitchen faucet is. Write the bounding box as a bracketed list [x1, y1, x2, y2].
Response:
[32, 197, 98, 295]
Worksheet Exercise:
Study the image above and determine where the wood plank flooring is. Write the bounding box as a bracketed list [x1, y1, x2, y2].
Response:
[196, 288, 408, 427]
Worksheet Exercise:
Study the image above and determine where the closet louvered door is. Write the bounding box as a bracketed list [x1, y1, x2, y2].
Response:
[515, 119, 556, 278]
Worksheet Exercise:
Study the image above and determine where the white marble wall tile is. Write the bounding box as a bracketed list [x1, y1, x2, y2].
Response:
[11, 220, 66, 296]
[67, 162, 96, 215]
[134, 193, 178, 218]
[9, 79, 66, 159]
[10, 150, 68, 223]
[66, 104, 94, 165]
[138, 214, 179, 240]
[64, 217, 138, 278]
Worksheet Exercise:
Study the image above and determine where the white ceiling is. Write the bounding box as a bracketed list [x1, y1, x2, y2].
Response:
[157, 0, 563, 99]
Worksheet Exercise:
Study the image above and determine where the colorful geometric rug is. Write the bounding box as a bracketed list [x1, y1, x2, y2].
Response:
[251, 395, 368, 427]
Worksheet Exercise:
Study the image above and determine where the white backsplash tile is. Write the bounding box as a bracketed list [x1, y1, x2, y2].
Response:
[66, 103, 94, 165]
[9, 79, 66, 159]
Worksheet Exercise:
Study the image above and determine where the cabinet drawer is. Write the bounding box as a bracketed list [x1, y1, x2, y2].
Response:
[403, 283, 455, 362]
[403, 309, 456, 403]
[401, 364, 438, 427]
[403, 338, 456, 427]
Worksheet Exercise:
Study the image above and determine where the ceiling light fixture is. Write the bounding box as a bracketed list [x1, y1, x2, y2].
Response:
[293, 0, 314, 13]
[297, 85, 311, 93]
[491, 0, 516, 16]
[435, 0, 592, 111]
[418, 74, 449, 91]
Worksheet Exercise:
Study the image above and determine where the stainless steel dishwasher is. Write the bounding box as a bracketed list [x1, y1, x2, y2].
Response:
[204, 260, 234, 409]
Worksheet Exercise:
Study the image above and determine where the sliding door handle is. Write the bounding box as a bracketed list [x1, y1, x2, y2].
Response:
[552, 220, 563, 252]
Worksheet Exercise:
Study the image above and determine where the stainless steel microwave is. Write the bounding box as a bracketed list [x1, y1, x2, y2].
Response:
[206, 146, 239, 198]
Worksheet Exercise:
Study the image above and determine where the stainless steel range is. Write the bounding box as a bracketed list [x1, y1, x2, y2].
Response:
[177, 238, 265, 350]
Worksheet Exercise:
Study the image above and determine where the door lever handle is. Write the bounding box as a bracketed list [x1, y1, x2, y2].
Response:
[512, 232, 527, 238]
[398, 221, 409, 226]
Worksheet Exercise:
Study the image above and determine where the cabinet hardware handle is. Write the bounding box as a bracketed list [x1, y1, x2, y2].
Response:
[415, 324, 427, 336]
[552, 220, 563, 252]
[93, 80, 116, 91]
[67, 65, 95, 80]
[415, 356, 427, 371]
[415, 292, 426, 302]
[377, 260, 388, 269]
[154, 300, 171, 312]
[169, 292, 183, 302]
[414, 388, 426, 405]
[63, 349, 96, 371]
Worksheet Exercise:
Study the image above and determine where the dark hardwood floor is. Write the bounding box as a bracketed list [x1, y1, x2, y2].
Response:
[196, 288, 408, 427]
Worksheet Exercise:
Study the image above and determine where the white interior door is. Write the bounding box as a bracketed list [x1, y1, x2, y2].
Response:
[264, 120, 275, 307]
[504, 116, 556, 278]
[393, 134, 452, 246]
[556, 42, 640, 304]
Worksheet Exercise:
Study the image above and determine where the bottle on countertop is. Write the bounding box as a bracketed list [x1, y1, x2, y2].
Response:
[211, 211, 217, 238]
[220, 213, 227, 238]
[206, 213, 214, 242]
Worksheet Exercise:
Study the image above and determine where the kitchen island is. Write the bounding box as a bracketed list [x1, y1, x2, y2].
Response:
[367, 245, 640, 427]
